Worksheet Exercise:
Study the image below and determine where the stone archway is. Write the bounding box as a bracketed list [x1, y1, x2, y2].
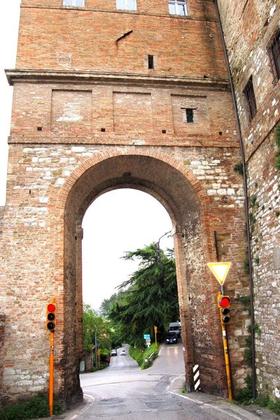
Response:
[53, 151, 226, 403]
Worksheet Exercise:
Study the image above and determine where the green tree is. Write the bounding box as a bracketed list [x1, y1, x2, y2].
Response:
[83, 304, 111, 352]
[105, 243, 179, 345]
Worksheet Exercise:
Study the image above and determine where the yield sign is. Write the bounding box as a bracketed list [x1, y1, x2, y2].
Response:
[207, 262, 232, 285]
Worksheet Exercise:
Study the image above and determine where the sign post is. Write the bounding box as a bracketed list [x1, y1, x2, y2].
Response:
[49, 331, 54, 416]
[207, 262, 233, 400]
[46, 300, 56, 416]
[154, 326, 158, 345]
[217, 291, 232, 400]
[144, 333, 151, 347]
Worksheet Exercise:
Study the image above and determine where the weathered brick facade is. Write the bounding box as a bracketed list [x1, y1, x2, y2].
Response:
[0, 0, 253, 405]
[217, 0, 280, 400]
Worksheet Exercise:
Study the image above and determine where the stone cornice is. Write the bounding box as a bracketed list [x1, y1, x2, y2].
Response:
[6, 69, 230, 90]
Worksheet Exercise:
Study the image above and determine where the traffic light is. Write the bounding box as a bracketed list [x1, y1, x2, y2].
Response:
[46, 303, 56, 332]
[218, 295, 231, 323]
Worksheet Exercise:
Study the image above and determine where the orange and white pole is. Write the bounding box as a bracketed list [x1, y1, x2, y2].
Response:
[217, 291, 233, 400]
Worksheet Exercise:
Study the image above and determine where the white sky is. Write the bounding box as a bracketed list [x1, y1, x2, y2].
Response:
[83, 190, 173, 310]
[0, 1, 21, 206]
[0, 1, 174, 311]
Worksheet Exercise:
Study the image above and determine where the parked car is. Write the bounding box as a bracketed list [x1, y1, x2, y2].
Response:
[165, 332, 178, 345]
[111, 349, 117, 356]
[120, 349, 126, 356]
[168, 321, 181, 338]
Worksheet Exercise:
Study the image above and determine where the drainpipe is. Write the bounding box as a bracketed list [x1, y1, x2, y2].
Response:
[214, 0, 257, 399]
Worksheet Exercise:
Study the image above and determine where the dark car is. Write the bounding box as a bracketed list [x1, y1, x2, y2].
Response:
[165, 333, 178, 344]
[111, 349, 117, 356]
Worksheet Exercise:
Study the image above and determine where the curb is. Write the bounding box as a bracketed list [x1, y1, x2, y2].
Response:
[167, 377, 279, 420]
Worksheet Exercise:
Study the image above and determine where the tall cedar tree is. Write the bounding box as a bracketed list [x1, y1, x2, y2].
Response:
[104, 243, 179, 346]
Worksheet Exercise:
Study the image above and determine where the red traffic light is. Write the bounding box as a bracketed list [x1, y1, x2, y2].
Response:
[47, 303, 56, 331]
[47, 303, 56, 312]
[218, 296, 230, 309]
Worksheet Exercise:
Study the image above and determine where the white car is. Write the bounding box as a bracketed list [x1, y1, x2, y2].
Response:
[120, 349, 126, 356]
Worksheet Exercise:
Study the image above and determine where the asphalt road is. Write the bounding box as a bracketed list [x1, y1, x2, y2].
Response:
[58, 344, 273, 420]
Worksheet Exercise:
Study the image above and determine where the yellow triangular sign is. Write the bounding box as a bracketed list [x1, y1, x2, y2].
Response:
[207, 262, 232, 285]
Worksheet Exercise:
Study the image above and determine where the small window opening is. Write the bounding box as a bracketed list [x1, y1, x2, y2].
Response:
[63, 0, 85, 7]
[37, 126, 43, 131]
[101, 128, 106, 132]
[185, 108, 194, 123]
[268, 29, 280, 81]
[168, 0, 187, 16]
[162, 129, 166, 134]
[116, 0, 137, 11]
[243, 76, 257, 121]
[148, 55, 154, 69]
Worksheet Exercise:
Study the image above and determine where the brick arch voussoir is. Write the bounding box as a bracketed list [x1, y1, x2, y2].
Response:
[49, 148, 209, 219]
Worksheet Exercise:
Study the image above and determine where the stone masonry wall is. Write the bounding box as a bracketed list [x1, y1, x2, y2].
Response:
[1, 142, 249, 400]
[0, 0, 252, 403]
[247, 130, 280, 398]
[217, 0, 280, 399]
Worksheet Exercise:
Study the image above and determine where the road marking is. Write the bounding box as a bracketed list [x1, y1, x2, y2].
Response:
[169, 391, 244, 420]
[84, 393, 95, 401]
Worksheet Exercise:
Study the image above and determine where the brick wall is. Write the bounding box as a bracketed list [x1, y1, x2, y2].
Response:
[10, 82, 238, 147]
[16, 2, 226, 79]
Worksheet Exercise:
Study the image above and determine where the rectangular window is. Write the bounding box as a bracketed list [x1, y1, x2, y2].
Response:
[148, 55, 154, 69]
[182, 108, 195, 123]
[268, 30, 280, 82]
[116, 0, 137, 11]
[168, 0, 187, 16]
[63, 0, 85, 7]
[243, 76, 257, 121]
[185, 108, 194, 123]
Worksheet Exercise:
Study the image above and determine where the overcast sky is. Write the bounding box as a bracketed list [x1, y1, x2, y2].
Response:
[0, 1, 21, 206]
[0, 1, 174, 311]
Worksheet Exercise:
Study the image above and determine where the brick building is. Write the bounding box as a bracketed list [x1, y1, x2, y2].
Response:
[0, 0, 278, 407]
[217, 0, 280, 400]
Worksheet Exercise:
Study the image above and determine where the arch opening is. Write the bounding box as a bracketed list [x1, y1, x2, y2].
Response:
[62, 154, 226, 404]
[82, 188, 174, 312]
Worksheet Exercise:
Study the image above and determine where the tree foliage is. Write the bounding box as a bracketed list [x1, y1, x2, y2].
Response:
[83, 304, 111, 353]
[102, 243, 179, 346]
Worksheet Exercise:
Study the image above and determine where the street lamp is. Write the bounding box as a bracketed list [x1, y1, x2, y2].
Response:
[207, 261, 233, 400]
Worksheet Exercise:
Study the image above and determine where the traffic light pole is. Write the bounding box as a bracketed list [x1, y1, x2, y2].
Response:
[49, 331, 54, 416]
[217, 292, 233, 400]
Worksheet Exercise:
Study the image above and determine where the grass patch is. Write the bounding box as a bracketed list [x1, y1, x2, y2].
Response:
[0, 394, 63, 420]
[235, 375, 253, 403]
[129, 343, 159, 369]
[235, 375, 280, 417]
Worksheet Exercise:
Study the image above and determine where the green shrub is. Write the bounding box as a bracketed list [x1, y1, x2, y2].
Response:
[255, 394, 270, 407]
[267, 398, 280, 415]
[254, 394, 280, 416]
[235, 375, 253, 403]
[238, 295, 251, 307]
[234, 162, 244, 175]
[0, 394, 63, 420]
[129, 343, 159, 369]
